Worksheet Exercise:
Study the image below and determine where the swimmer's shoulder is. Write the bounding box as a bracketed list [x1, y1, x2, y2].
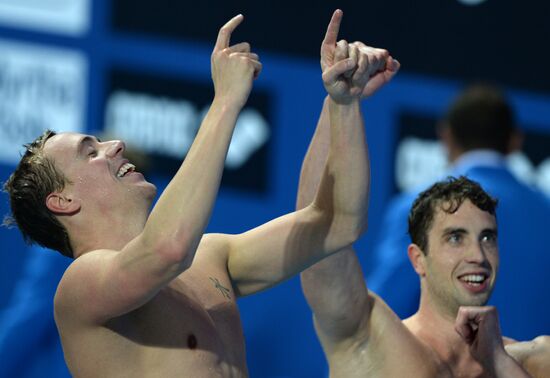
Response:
[505, 335, 550, 378]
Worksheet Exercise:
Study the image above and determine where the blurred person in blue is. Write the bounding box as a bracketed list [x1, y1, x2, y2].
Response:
[0, 245, 70, 378]
[3, 10, 380, 377]
[368, 84, 550, 340]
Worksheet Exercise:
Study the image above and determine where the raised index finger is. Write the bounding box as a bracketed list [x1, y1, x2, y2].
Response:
[322, 9, 343, 48]
[214, 14, 244, 52]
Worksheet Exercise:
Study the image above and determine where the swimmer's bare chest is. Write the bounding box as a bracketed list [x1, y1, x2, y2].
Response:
[64, 267, 248, 377]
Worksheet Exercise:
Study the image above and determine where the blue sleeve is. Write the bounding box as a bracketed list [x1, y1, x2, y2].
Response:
[0, 246, 71, 377]
[367, 193, 420, 319]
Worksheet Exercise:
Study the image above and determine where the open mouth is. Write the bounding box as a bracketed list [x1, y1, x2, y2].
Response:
[116, 163, 136, 178]
[457, 273, 490, 292]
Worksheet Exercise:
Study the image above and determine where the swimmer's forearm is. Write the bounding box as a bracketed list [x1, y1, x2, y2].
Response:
[141, 99, 240, 267]
[296, 97, 331, 211]
[298, 97, 370, 242]
[312, 98, 369, 250]
[136, 13, 258, 270]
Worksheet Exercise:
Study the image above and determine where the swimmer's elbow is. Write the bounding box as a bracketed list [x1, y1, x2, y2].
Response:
[141, 229, 198, 270]
[338, 212, 368, 247]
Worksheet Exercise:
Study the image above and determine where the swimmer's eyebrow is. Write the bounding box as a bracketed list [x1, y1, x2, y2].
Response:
[441, 227, 467, 237]
[76, 135, 101, 157]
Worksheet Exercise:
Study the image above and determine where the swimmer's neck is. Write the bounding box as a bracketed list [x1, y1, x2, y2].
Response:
[68, 208, 149, 258]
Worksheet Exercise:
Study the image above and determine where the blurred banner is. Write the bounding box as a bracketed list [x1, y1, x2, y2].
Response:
[0, 39, 87, 164]
[104, 68, 272, 193]
[0, 0, 90, 35]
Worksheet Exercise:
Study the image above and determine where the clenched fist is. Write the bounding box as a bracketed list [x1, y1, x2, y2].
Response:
[320, 10, 400, 104]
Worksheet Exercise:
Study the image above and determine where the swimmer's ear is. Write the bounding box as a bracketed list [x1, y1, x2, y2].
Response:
[408, 243, 426, 277]
[46, 192, 81, 215]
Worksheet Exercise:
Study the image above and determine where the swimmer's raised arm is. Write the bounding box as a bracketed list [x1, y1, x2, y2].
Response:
[55, 14, 261, 324]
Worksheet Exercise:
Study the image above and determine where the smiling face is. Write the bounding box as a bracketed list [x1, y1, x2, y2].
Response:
[43, 132, 157, 217]
[419, 200, 499, 316]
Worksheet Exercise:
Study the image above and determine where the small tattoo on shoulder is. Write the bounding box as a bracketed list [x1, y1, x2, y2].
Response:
[209, 277, 231, 299]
